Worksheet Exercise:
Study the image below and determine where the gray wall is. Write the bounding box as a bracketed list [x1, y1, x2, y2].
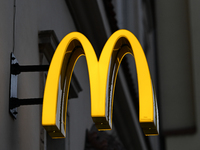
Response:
[155, 0, 200, 149]
[0, 1, 16, 150]
[0, 0, 78, 149]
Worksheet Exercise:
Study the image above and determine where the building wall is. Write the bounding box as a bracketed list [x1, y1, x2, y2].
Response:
[0, 1, 16, 150]
[155, 0, 200, 149]
[0, 0, 78, 149]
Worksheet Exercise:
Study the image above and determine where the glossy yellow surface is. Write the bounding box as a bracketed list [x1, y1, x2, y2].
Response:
[42, 29, 159, 138]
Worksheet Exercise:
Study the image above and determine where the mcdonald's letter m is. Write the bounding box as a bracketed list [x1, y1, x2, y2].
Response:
[42, 29, 159, 138]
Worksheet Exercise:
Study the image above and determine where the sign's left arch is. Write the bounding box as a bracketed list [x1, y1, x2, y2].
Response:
[42, 29, 159, 138]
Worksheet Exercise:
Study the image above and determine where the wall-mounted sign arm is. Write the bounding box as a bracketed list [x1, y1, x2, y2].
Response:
[11, 63, 49, 75]
[10, 30, 82, 120]
[10, 98, 43, 109]
[9, 53, 49, 118]
[9, 53, 82, 119]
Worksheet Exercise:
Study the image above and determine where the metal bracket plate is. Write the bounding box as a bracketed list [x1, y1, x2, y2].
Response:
[9, 53, 18, 118]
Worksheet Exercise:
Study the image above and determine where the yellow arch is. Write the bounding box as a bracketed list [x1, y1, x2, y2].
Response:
[98, 29, 159, 135]
[42, 32, 99, 138]
[42, 29, 159, 138]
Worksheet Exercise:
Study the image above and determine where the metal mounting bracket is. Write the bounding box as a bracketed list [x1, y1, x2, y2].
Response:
[9, 30, 82, 119]
[9, 52, 82, 119]
[9, 53, 49, 119]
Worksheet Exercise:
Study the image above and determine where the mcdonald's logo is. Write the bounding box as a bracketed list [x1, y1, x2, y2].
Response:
[42, 29, 159, 138]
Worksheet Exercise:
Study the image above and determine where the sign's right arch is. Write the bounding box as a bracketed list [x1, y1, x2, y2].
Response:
[98, 29, 159, 135]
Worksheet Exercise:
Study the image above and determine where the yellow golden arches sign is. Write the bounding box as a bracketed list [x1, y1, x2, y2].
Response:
[42, 29, 159, 138]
